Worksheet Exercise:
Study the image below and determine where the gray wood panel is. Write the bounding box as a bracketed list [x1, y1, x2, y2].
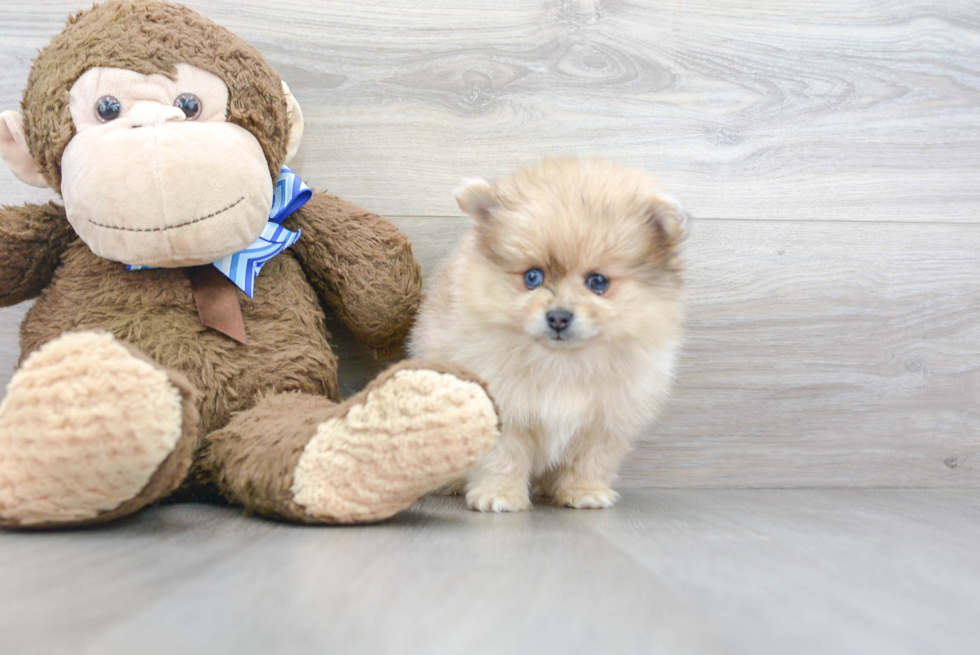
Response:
[630, 218, 980, 488]
[1, 490, 978, 655]
[0, 1, 978, 488]
[1, 0, 979, 220]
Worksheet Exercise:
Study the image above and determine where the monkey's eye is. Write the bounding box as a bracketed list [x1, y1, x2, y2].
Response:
[174, 93, 202, 120]
[95, 95, 122, 122]
[524, 268, 544, 290]
[586, 273, 609, 295]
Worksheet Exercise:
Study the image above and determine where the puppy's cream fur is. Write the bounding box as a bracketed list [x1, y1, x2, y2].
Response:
[409, 158, 687, 512]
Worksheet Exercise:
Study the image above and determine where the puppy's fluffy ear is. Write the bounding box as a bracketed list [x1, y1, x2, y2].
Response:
[455, 178, 499, 223]
[646, 194, 691, 245]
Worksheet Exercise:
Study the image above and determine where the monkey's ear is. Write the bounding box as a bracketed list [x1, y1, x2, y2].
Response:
[0, 111, 49, 188]
[455, 178, 499, 223]
[281, 81, 304, 164]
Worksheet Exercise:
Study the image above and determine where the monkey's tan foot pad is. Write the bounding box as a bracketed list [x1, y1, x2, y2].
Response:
[0, 332, 197, 528]
[290, 367, 499, 523]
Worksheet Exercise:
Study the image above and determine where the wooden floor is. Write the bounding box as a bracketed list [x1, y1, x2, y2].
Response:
[1, 489, 978, 655]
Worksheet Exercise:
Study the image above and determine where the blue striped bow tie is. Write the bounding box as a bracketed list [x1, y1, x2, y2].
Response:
[127, 166, 309, 298]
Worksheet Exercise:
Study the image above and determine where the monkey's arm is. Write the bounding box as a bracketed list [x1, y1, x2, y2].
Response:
[0, 202, 75, 307]
[287, 192, 422, 358]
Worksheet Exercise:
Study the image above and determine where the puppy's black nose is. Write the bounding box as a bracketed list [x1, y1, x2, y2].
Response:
[546, 309, 574, 332]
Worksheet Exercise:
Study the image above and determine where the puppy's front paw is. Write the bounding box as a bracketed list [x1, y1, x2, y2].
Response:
[466, 486, 531, 513]
[554, 486, 619, 509]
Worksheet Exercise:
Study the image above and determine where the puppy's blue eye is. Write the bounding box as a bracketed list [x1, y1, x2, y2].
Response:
[524, 268, 544, 289]
[586, 273, 609, 295]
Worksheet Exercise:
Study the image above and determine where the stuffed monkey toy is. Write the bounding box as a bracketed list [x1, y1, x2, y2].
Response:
[0, 0, 498, 528]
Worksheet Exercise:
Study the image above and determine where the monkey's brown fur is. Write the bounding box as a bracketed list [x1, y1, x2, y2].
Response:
[0, 1, 497, 528]
[23, 1, 290, 190]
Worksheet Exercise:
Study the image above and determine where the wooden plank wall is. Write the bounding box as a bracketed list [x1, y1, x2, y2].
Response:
[0, 0, 977, 487]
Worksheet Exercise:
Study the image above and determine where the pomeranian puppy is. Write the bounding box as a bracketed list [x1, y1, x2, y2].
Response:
[408, 158, 687, 512]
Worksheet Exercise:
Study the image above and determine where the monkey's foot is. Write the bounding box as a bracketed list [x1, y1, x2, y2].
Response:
[0, 332, 198, 528]
[289, 362, 498, 523]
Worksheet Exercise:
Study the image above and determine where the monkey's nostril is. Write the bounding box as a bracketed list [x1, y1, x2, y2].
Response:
[546, 309, 574, 332]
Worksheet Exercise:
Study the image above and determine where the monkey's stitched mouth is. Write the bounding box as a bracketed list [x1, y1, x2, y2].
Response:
[87, 196, 245, 232]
